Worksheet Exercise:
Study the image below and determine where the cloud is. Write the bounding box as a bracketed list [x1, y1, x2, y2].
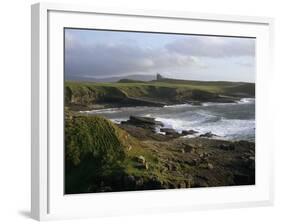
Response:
[64, 31, 255, 81]
[65, 37, 203, 78]
[165, 36, 255, 58]
[236, 61, 254, 67]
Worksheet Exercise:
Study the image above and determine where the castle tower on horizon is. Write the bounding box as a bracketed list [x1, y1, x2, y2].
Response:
[156, 73, 164, 80]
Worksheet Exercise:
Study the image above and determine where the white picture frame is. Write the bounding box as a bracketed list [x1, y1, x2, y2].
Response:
[31, 2, 274, 221]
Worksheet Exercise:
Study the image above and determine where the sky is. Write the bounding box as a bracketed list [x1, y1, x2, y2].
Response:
[65, 28, 255, 82]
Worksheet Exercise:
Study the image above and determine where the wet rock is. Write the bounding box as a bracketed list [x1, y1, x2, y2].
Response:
[160, 128, 176, 134]
[121, 116, 163, 131]
[160, 128, 180, 137]
[130, 116, 163, 126]
[199, 132, 217, 138]
[186, 100, 202, 106]
[182, 129, 198, 136]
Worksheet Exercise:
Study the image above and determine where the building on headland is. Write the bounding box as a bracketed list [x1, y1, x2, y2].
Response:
[156, 73, 164, 80]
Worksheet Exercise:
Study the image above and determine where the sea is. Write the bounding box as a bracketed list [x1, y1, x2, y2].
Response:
[81, 98, 255, 142]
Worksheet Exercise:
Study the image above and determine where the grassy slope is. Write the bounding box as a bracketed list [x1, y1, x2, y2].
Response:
[65, 79, 255, 109]
[65, 113, 171, 193]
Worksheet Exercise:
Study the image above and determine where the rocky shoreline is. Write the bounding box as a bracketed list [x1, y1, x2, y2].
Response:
[67, 96, 241, 112]
[120, 116, 219, 139]
[115, 115, 255, 190]
[65, 112, 255, 194]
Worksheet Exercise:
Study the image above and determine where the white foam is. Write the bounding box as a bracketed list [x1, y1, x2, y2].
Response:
[163, 103, 193, 108]
[196, 118, 255, 138]
[80, 99, 255, 141]
[156, 115, 255, 141]
[202, 102, 237, 107]
[237, 98, 255, 104]
[83, 108, 120, 114]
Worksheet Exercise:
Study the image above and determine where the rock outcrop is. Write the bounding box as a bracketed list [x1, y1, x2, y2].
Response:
[121, 116, 164, 131]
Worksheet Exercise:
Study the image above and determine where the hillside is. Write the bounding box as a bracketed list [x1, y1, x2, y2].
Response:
[65, 113, 192, 193]
[66, 74, 155, 83]
[65, 79, 255, 111]
[65, 113, 170, 193]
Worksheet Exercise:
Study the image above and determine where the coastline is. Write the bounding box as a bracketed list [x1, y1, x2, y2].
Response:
[68, 96, 247, 112]
[78, 97, 255, 142]
[64, 80, 255, 193]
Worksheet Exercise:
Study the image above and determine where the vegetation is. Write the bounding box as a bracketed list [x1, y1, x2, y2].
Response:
[65, 113, 126, 193]
[65, 79, 255, 110]
[65, 112, 166, 193]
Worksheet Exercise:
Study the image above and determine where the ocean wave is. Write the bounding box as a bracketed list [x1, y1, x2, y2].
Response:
[196, 118, 255, 138]
[80, 99, 255, 141]
[237, 98, 255, 104]
[163, 103, 193, 108]
[110, 118, 126, 124]
[81, 108, 120, 114]
[202, 102, 235, 106]
[201, 98, 255, 107]
[156, 115, 255, 141]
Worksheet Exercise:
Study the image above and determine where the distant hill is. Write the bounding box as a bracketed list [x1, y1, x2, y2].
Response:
[117, 79, 147, 83]
[66, 74, 155, 83]
[151, 77, 253, 86]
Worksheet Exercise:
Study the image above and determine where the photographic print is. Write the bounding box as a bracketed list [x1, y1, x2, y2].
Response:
[64, 28, 255, 194]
